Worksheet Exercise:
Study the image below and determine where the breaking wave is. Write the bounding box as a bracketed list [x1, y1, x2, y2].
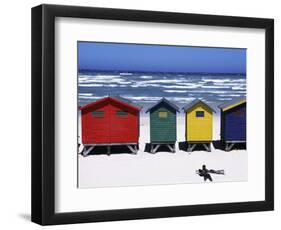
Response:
[78, 71, 246, 107]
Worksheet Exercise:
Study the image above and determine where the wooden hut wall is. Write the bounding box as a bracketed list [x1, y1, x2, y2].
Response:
[150, 104, 177, 143]
[221, 103, 246, 142]
[186, 103, 213, 142]
[81, 98, 140, 144]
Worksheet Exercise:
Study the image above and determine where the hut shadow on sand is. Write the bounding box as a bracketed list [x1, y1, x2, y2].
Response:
[178, 141, 246, 152]
[178, 141, 188, 151]
[144, 143, 175, 154]
[212, 140, 246, 151]
[81, 145, 139, 156]
[178, 141, 211, 152]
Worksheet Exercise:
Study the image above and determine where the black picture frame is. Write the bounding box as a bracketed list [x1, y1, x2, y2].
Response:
[31, 4, 274, 225]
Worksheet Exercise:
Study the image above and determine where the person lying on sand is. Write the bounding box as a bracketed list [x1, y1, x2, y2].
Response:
[196, 165, 225, 182]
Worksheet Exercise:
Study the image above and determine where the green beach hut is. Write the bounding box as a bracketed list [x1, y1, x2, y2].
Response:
[146, 98, 179, 153]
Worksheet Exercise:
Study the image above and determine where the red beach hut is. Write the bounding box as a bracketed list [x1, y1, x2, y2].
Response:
[80, 96, 141, 156]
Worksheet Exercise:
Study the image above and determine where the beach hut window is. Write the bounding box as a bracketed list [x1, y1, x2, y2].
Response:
[116, 110, 128, 116]
[158, 111, 168, 118]
[196, 111, 205, 117]
[92, 111, 104, 117]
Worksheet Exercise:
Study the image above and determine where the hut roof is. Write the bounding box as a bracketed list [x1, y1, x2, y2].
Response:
[111, 95, 143, 108]
[182, 99, 216, 113]
[146, 98, 180, 113]
[218, 97, 246, 111]
[80, 96, 142, 111]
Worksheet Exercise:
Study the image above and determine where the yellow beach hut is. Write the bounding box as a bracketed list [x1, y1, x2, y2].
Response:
[182, 99, 216, 152]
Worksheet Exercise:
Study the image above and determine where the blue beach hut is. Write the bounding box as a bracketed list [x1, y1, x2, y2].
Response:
[218, 97, 246, 151]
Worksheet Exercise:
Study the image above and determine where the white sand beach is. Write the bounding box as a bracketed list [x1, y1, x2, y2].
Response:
[78, 114, 247, 188]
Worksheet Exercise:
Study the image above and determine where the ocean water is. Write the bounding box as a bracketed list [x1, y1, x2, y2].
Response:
[78, 70, 246, 111]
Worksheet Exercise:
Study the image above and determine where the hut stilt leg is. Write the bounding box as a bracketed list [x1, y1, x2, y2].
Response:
[153, 144, 160, 153]
[107, 146, 111, 155]
[166, 144, 174, 153]
[226, 143, 229, 151]
[150, 144, 153, 153]
[190, 143, 196, 152]
[78, 144, 84, 154]
[127, 145, 137, 154]
[83, 146, 94, 156]
[226, 143, 235, 151]
[203, 143, 211, 152]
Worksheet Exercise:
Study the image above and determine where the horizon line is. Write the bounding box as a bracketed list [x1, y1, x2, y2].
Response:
[78, 68, 246, 75]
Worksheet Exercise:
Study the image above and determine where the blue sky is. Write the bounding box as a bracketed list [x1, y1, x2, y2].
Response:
[78, 42, 246, 74]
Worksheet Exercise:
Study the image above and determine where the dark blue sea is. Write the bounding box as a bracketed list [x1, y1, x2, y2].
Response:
[78, 70, 246, 111]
